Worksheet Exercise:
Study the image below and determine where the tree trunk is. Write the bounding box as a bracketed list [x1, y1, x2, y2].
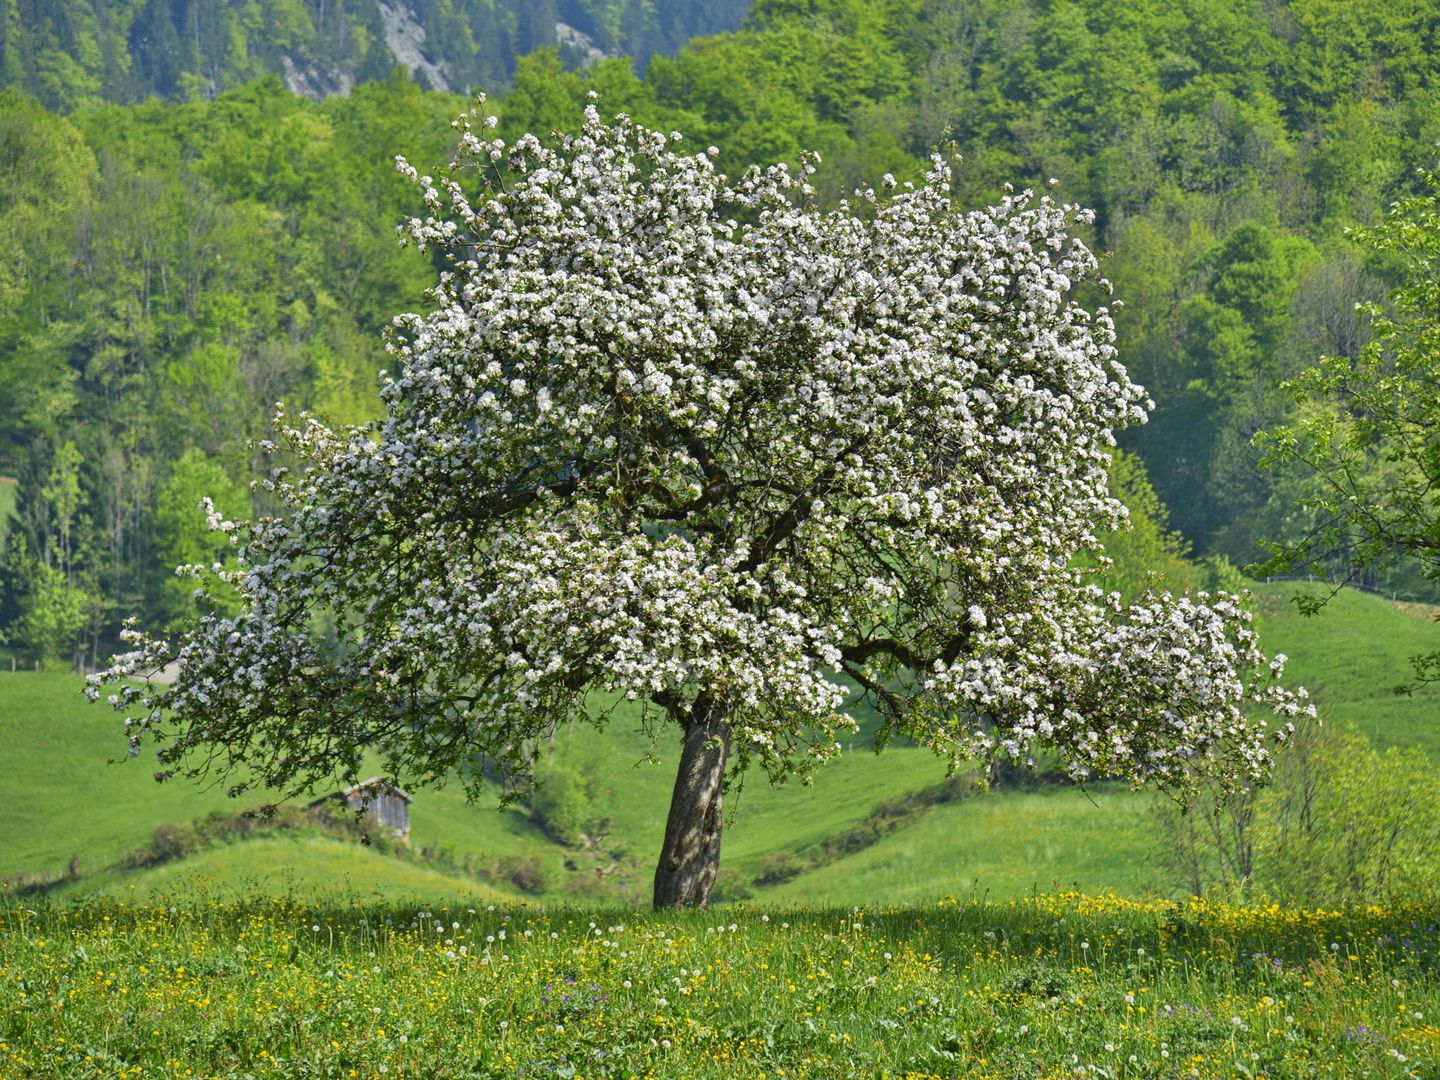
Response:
[653, 696, 731, 908]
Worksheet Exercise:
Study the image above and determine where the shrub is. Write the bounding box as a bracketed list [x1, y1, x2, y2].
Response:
[529, 763, 594, 846]
[1258, 725, 1440, 905]
[505, 856, 547, 894]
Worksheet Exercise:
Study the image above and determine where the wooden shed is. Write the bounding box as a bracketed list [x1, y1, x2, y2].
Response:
[312, 778, 411, 838]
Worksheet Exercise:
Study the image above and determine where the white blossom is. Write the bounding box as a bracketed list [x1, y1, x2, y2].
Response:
[88, 102, 1309, 806]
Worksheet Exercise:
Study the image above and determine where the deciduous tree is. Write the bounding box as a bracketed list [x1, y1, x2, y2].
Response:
[92, 102, 1309, 907]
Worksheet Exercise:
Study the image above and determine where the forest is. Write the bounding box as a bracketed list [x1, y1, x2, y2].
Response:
[3, 0, 1440, 666]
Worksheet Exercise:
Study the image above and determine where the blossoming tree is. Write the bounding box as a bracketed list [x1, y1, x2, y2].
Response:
[91, 99, 1310, 908]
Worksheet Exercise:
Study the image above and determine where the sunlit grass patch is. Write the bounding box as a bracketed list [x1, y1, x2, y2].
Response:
[2, 888, 1438, 1078]
[61, 836, 519, 905]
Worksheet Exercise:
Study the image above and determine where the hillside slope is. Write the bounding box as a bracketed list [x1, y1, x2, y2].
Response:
[3, 0, 748, 112]
[1253, 582, 1440, 758]
[749, 582, 1440, 903]
[3, 582, 1433, 903]
[54, 834, 518, 903]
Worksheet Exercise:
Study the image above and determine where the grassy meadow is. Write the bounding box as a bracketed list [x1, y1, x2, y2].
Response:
[770, 788, 1155, 908]
[1250, 584, 1440, 760]
[3, 890, 1437, 1078]
[1, 581, 1438, 1077]
[0, 674, 1152, 906]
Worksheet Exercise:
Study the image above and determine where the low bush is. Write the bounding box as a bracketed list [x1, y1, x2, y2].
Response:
[118, 802, 384, 870]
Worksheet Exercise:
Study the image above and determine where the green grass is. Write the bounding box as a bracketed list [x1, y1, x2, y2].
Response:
[769, 583, 1440, 907]
[0, 674, 240, 876]
[0, 672, 569, 896]
[1252, 582, 1440, 758]
[549, 716, 959, 878]
[767, 785, 1155, 907]
[3, 890, 1438, 1078]
[53, 835, 516, 905]
[0, 672, 969, 899]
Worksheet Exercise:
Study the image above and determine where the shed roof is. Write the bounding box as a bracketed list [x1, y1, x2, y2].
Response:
[342, 777, 412, 803]
[308, 777, 412, 808]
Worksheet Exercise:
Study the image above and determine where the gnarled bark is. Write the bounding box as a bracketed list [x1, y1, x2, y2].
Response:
[652, 696, 731, 908]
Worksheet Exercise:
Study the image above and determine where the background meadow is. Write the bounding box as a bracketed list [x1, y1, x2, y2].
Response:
[1, 581, 1434, 910]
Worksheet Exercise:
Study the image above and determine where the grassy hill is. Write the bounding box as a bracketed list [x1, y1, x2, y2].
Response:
[767, 784, 1155, 907]
[1, 580, 1433, 905]
[0, 672, 1141, 903]
[756, 582, 1440, 904]
[1252, 581, 1440, 758]
[63, 835, 517, 904]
